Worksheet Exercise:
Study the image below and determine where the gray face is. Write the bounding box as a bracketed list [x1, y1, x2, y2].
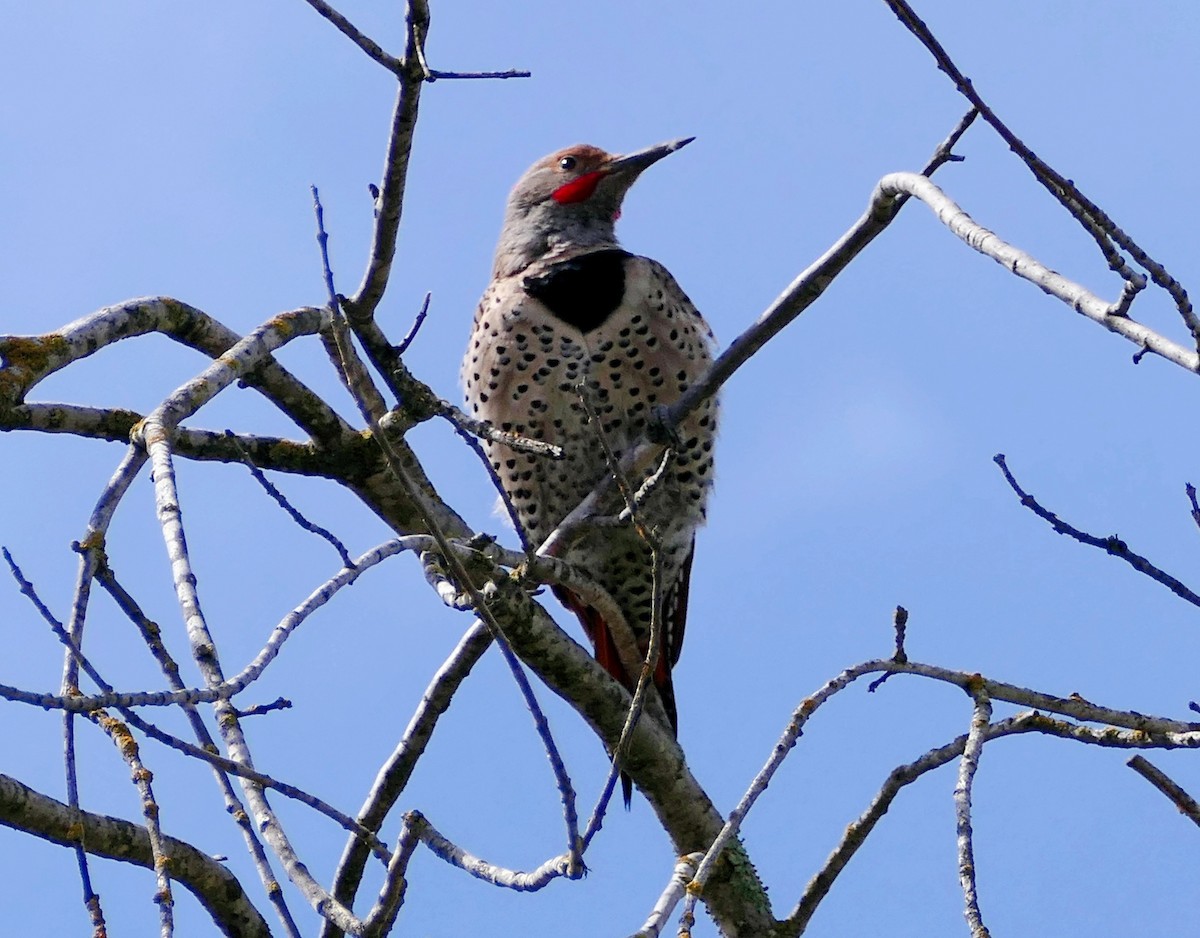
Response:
[492, 139, 692, 278]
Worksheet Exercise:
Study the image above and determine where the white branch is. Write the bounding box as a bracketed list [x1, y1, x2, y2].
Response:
[955, 691, 992, 938]
[880, 172, 1199, 372]
[627, 852, 703, 938]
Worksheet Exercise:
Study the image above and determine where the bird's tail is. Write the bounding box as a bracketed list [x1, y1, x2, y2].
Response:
[551, 585, 677, 808]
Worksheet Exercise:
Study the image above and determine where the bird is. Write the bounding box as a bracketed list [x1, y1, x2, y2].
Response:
[462, 138, 717, 805]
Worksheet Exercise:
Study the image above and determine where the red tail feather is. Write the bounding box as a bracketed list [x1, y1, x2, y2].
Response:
[551, 584, 681, 807]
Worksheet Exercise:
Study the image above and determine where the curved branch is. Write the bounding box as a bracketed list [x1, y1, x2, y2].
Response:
[0, 296, 352, 445]
[0, 772, 270, 938]
[878, 173, 1198, 371]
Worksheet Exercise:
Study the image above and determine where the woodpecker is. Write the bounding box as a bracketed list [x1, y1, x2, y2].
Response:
[462, 138, 717, 804]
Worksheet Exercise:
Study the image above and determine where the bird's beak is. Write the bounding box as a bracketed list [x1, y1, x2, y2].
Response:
[605, 136, 695, 177]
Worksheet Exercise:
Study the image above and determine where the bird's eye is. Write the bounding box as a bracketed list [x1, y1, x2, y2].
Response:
[559, 156, 577, 171]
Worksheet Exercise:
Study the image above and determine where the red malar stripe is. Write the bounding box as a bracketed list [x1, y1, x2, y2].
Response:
[551, 171, 605, 204]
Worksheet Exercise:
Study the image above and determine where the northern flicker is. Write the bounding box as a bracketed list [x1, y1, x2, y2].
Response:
[462, 138, 717, 804]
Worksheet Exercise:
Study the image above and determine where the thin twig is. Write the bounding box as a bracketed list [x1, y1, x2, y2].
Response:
[609, 451, 674, 526]
[0, 681, 231, 712]
[868, 605, 909, 691]
[883, 174, 1195, 369]
[360, 812, 422, 938]
[223, 538, 413, 694]
[312, 186, 390, 423]
[1186, 483, 1200, 534]
[995, 454, 1200, 608]
[300, 0, 404, 73]
[63, 713, 102, 934]
[577, 384, 658, 544]
[395, 291, 431, 357]
[891, 605, 908, 661]
[426, 68, 531, 81]
[231, 698, 292, 718]
[439, 405, 564, 458]
[93, 711, 175, 937]
[227, 429, 355, 568]
[372, 361, 563, 458]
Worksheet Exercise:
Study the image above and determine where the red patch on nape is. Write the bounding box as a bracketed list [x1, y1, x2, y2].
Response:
[551, 170, 605, 204]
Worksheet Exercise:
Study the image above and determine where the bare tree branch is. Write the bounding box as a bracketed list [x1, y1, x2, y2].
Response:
[128, 309, 371, 932]
[0, 297, 352, 444]
[92, 710, 175, 937]
[628, 852, 703, 938]
[425, 67, 530, 81]
[881, 174, 1196, 370]
[323, 621, 493, 938]
[403, 809, 576, 891]
[955, 691, 992, 938]
[881, 0, 1198, 346]
[343, 1, 428, 323]
[0, 772, 271, 938]
[995, 454, 1200, 608]
[300, 0, 404, 73]
[229, 430, 356, 567]
[1127, 756, 1200, 828]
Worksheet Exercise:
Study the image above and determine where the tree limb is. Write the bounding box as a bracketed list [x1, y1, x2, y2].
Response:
[0, 772, 270, 938]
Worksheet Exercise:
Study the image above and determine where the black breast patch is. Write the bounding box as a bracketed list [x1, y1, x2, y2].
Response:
[523, 248, 632, 333]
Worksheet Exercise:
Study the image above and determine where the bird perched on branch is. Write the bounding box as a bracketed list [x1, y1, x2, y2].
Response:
[462, 138, 717, 805]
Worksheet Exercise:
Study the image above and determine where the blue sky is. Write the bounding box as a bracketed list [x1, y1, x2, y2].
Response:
[3, 2, 1199, 935]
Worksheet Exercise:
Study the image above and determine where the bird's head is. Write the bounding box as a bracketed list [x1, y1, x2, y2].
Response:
[492, 137, 693, 277]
